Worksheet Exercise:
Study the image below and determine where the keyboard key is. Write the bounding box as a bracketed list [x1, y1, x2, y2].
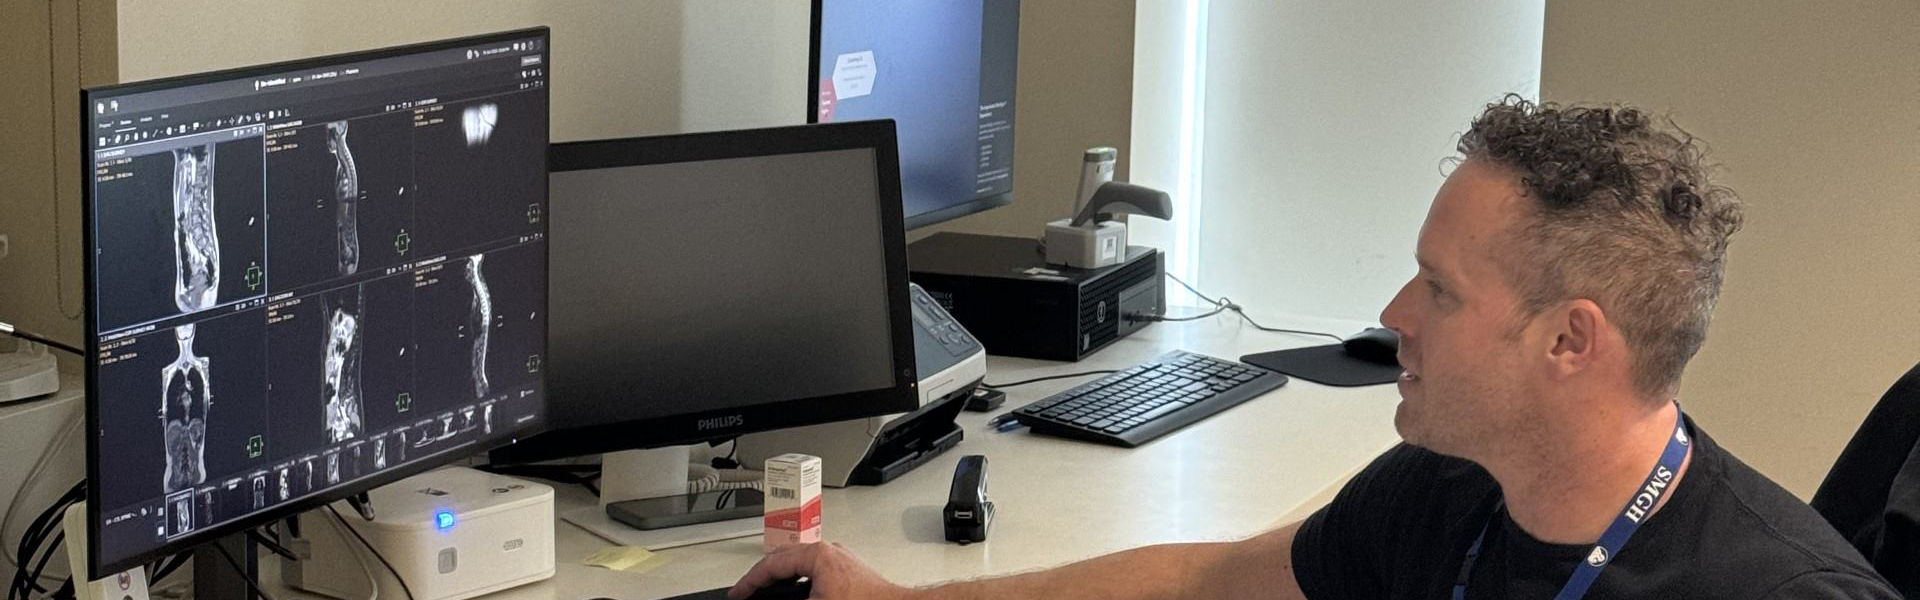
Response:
[1136, 403, 1182, 422]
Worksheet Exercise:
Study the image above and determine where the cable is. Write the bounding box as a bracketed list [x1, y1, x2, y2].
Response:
[0, 322, 83, 356]
[326, 505, 413, 600]
[1145, 304, 1231, 322]
[150, 553, 189, 585]
[984, 370, 1118, 389]
[322, 510, 380, 600]
[211, 541, 276, 600]
[3, 415, 82, 585]
[1145, 274, 1347, 343]
[10, 482, 83, 600]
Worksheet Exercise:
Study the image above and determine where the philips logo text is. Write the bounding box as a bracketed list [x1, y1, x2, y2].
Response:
[1623, 465, 1675, 523]
[698, 415, 744, 431]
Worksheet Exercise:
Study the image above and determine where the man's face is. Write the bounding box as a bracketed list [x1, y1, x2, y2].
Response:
[1380, 159, 1540, 458]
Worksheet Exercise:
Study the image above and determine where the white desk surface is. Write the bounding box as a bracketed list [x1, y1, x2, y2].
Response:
[268, 314, 1405, 600]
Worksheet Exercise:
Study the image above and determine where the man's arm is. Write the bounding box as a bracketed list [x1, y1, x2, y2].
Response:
[728, 522, 1307, 600]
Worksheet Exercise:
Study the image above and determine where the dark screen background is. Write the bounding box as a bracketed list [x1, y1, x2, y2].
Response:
[544, 149, 895, 431]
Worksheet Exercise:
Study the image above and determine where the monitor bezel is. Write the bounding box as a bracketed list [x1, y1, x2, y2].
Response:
[806, 0, 1016, 230]
[487, 120, 920, 465]
[82, 26, 552, 577]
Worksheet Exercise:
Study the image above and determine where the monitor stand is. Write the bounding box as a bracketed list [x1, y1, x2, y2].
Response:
[190, 532, 258, 600]
[571, 446, 763, 549]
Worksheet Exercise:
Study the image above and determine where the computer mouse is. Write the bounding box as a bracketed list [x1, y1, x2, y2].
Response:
[1341, 327, 1400, 366]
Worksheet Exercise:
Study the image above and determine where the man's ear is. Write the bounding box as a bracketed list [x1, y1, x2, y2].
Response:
[1546, 299, 1608, 378]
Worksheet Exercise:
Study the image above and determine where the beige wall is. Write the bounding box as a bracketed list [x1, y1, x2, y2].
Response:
[117, 1, 690, 141]
[916, 0, 1136, 241]
[1543, 0, 1920, 497]
[0, 0, 114, 353]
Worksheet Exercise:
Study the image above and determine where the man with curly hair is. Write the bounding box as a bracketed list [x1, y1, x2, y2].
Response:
[728, 97, 1898, 599]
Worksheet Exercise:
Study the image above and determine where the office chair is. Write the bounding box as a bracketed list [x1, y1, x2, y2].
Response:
[1810, 361, 1920, 597]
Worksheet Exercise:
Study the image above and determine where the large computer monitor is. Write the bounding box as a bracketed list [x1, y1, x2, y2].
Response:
[809, 0, 1020, 229]
[490, 121, 918, 469]
[83, 28, 551, 576]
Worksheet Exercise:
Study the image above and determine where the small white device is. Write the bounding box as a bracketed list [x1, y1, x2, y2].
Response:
[62, 502, 152, 600]
[284, 467, 554, 600]
[1045, 147, 1175, 269]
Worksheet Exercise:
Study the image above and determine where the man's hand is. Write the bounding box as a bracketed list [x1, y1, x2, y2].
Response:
[729, 542, 913, 600]
[725, 521, 1305, 600]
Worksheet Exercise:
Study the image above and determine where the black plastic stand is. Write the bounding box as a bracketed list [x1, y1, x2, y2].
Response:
[191, 532, 257, 600]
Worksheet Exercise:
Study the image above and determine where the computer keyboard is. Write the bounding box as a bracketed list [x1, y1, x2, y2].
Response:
[1009, 350, 1288, 447]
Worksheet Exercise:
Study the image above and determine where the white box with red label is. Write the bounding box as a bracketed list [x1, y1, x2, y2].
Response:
[763, 454, 822, 552]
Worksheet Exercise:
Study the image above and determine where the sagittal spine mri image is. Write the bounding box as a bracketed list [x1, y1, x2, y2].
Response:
[466, 254, 492, 399]
[328, 121, 361, 277]
[171, 145, 220, 312]
[92, 136, 266, 332]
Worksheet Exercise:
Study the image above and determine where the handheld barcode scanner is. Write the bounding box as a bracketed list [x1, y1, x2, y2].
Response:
[944, 455, 993, 544]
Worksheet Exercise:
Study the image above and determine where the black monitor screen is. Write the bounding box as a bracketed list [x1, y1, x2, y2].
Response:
[812, 0, 1019, 229]
[494, 122, 918, 463]
[83, 29, 549, 575]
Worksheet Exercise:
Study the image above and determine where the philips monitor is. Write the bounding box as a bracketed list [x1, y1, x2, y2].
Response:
[489, 120, 918, 468]
[83, 28, 551, 576]
[809, 0, 1020, 229]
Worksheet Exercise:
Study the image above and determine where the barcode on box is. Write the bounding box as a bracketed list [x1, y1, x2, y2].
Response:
[770, 488, 796, 500]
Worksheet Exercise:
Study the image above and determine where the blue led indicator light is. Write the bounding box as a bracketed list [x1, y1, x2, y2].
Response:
[436, 511, 455, 530]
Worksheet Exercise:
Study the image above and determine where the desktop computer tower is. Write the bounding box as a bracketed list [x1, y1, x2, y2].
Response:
[908, 232, 1164, 362]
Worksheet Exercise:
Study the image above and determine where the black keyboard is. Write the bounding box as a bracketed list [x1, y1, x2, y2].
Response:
[1010, 350, 1288, 447]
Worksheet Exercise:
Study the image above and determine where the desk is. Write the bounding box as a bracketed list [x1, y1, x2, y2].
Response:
[267, 314, 1405, 600]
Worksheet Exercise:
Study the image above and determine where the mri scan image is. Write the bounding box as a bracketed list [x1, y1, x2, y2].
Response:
[328, 121, 361, 276]
[167, 492, 194, 537]
[172, 145, 220, 312]
[162, 324, 211, 494]
[462, 103, 498, 148]
[465, 254, 493, 399]
[323, 288, 366, 442]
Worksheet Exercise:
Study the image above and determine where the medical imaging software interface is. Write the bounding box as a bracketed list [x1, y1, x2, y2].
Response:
[86, 34, 548, 570]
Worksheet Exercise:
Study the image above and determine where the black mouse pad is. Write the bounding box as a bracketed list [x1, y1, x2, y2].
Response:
[1241, 344, 1404, 387]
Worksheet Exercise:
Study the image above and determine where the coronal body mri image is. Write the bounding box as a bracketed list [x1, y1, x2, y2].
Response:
[328, 121, 361, 276]
[466, 254, 493, 399]
[173, 145, 220, 312]
[162, 324, 211, 494]
[323, 288, 366, 442]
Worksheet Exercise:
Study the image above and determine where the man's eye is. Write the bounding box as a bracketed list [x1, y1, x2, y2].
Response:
[1427, 281, 1444, 297]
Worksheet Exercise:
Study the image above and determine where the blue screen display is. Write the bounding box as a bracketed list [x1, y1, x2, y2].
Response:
[815, 0, 1018, 227]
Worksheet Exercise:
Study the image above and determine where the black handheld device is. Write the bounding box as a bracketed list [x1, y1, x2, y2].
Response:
[944, 454, 994, 544]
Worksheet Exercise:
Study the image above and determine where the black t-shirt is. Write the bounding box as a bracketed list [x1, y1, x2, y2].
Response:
[1291, 418, 1899, 599]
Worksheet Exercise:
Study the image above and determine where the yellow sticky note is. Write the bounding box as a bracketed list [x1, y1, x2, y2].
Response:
[583, 546, 670, 573]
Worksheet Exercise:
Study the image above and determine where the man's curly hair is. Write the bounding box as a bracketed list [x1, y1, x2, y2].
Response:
[1459, 95, 1744, 399]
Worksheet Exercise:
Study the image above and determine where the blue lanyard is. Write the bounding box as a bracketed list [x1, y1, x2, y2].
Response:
[1451, 409, 1692, 600]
